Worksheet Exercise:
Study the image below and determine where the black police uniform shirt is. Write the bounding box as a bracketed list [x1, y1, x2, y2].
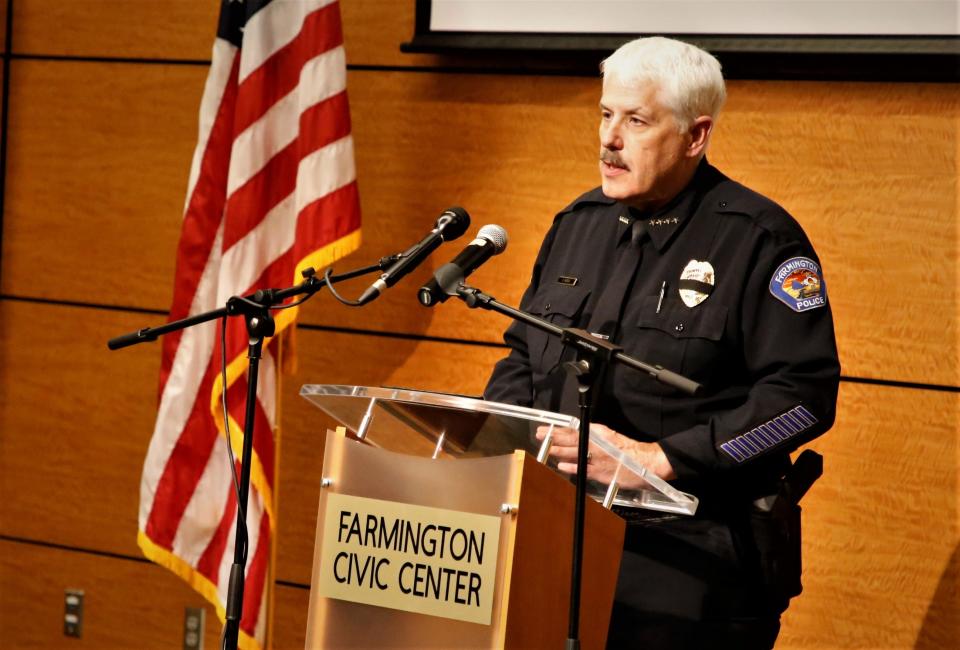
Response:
[484, 160, 841, 504]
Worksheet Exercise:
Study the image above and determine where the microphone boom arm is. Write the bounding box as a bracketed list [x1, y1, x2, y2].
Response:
[455, 284, 700, 395]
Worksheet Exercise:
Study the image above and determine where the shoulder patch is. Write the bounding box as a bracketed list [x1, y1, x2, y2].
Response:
[769, 257, 827, 312]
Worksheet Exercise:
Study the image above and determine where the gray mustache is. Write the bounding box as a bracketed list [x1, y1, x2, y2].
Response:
[600, 150, 627, 169]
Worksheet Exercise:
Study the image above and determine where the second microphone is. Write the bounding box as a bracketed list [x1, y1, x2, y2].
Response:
[418, 225, 508, 307]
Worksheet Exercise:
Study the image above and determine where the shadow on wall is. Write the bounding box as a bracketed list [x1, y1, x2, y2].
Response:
[914, 541, 960, 649]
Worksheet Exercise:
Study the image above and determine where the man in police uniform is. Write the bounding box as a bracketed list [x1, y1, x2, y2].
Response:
[484, 37, 840, 649]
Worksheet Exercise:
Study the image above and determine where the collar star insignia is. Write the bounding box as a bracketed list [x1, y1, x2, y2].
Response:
[648, 217, 680, 227]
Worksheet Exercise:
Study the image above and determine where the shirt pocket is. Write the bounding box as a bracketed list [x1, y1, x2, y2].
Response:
[626, 297, 728, 389]
[526, 284, 591, 375]
[636, 299, 727, 342]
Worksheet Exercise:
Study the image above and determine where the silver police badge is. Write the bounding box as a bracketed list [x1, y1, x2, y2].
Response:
[679, 259, 715, 307]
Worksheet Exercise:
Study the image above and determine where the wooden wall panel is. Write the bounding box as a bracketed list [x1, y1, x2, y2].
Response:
[0, 59, 204, 310]
[780, 382, 959, 649]
[13, 0, 216, 60]
[0, 539, 311, 649]
[0, 0, 7, 54]
[340, 0, 459, 68]
[272, 582, 310, 650]
[0, 539, 223, 649]
[0, 301, 162, 556]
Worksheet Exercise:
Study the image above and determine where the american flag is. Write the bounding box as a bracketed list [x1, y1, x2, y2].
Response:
[137, 1, 360, 646]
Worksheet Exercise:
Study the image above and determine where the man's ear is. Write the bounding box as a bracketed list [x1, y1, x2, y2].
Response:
[686, 116, 713, 158]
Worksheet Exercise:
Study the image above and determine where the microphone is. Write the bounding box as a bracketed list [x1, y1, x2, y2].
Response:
[418, 224, 508, 306]
[357, 207, 470, 305]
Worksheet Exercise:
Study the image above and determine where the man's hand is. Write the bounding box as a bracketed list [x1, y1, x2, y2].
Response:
[535, 423, 676, 489]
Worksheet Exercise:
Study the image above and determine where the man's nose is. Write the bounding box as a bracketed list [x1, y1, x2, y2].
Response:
[600, 121, 622, 150]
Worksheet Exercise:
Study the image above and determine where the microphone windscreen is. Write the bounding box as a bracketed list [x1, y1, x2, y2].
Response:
[438, 206, 471, 241]
[476, 224, 508, 253]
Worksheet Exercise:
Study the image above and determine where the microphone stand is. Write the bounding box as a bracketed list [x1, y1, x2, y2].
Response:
[108, 259, 396, 650]
[454, 284, 699, 650]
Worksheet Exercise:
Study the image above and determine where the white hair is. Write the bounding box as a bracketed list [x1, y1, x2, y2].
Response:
[601, 37, 726, 131]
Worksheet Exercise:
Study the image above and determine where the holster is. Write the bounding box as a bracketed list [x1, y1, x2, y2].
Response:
[749, 450, 823, 603]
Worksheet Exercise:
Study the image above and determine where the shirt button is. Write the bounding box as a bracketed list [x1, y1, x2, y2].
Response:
[719, 201, 728, 208]
[675, 323, 685, 332]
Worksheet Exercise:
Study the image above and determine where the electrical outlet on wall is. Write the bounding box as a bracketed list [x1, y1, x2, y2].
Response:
[64, 589, 84, 638]
[184, 607, 205, 650]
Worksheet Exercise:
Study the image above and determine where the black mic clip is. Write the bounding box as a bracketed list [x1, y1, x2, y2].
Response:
[454, 285, 494, 309]
[377, 253, 403, 268]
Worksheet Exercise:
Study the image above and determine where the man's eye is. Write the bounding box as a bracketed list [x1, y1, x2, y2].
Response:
[629, 117, 645, 126]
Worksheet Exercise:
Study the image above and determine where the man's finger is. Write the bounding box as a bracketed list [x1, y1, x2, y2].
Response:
[547, 428, 581, 446]
[550, 446, 581, 462]
[556, 461, 579, 474]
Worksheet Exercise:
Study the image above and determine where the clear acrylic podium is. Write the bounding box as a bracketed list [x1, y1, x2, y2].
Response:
[299, 385, 698, 649]
[300, 385, 698, 515]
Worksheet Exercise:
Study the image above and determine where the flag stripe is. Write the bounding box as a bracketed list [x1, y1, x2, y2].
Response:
[195, 472, 239, 577]
[295, 180, 362, 254]
[152, 289, 276, 552]
[167, 56, 240, 320]
[150, 325, 276, 550]
[159, 56, 240, 394]
[217, 493, 265, 601]
[219, 136, 357, 298]
[229, 47, 347, 198]
[145, 365, 221, 547]
[225, 180, 362, 314]
[295, 135, 358, 214]
[233, 3, 344, 136]
[238, 0, 337, 83]
[223, 93, 353, 252]
[141, 281, 221, 531]
[171, 435, 234, 563]
[185, 40, 240, 208]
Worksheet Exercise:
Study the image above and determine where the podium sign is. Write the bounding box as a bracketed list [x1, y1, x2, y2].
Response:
[315, 492, 501, 624]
